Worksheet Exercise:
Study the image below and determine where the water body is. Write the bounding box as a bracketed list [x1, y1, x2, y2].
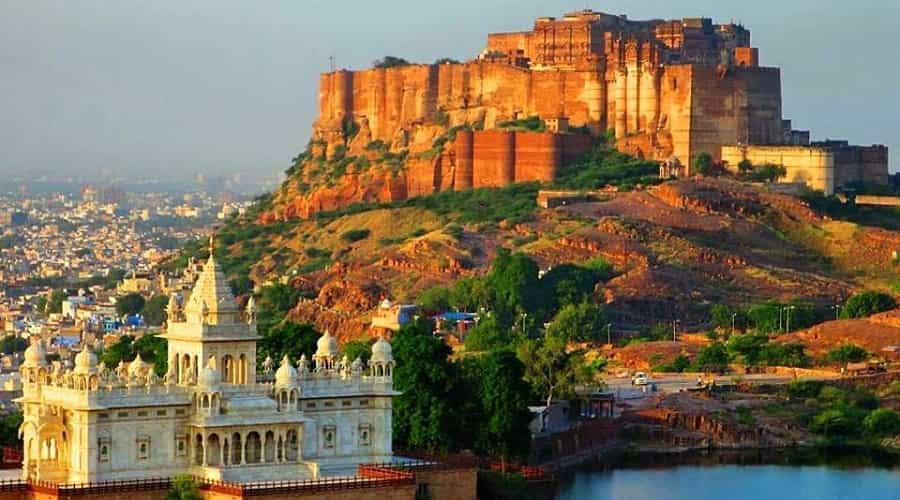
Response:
[555, 449, 900, 500]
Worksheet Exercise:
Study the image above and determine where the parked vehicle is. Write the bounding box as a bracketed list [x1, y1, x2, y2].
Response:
[632, 372, 649, 386]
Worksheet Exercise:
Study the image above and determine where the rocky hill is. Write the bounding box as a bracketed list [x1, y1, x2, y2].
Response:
[175, 175, 900, 344]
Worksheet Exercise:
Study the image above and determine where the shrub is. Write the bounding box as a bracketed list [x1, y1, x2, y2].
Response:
[654, 354, 691, 373]
[694, 342, 729, 373]
[788, 380, 824, 398]
[840, 291, 897, 319]
[810, 408, 863, 437]
[497, 116, 545, 132]
[341, 229, 371, 243]
[692, 153, 714, 176]
[825, 343, 869, 365]
[863, 408, 900, 436]
[555, 144, 659, 190]
[735, 405, 756, 426]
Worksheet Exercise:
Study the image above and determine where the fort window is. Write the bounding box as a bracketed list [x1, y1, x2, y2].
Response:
[137, 411, 147, 417]
[157, 410, 167, 416]
[176, 409, 185, 416]
[342, 400, 352, 407]
[98, 413, 109, 420]
[359, 400, 368, 406]
[324, 401, 334, 408]
[306, 402, 316, 409]
[117, 412, 129, 418]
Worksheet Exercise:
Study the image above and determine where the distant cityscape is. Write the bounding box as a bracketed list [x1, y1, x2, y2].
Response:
[0, 184, 253, 368]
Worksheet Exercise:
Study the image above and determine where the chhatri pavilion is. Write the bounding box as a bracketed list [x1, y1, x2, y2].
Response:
[16, 242, 399, 483]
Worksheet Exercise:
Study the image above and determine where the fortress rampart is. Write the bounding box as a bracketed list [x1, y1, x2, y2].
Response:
[277, 9, 888, 219]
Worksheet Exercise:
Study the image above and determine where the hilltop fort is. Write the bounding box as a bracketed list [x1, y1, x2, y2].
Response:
[274, 10, 887, 219]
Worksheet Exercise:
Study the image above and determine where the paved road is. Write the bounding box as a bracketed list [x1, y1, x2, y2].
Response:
[604, 372, 835, 396]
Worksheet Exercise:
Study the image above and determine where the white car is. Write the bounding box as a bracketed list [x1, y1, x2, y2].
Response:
[632, 372, 649, 386]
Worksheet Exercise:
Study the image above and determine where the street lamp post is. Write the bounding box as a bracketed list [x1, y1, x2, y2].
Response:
[606, 323, 612, 346]
[731, 313, 737, 336]
[785, 305, 796, 333]
[672, 319, 680, 342]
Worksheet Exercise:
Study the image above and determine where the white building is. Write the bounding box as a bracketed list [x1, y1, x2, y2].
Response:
[17, 241, 398, 483]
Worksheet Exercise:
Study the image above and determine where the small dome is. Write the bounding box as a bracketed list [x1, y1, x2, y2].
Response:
[371, 337, 393, 364]
[128, 353, 150, 378]
[274, 355, 298, 387]
[23, 340, 48, 367]
[74, 345, 98, 374]
[315, 330, 338, 358]
[198, 364, 221, 389]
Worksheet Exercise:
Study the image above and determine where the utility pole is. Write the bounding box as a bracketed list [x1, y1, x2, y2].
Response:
[672, 319, 680, 342]
[785, 306, 796, 333]
[731, 313, 737, 336]
[606, 323, 612, 346]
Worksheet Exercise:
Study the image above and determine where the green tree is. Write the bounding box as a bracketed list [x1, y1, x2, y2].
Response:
[133, 334, 168, 376]
[116, 293, 146, 317]
[101, 335, 135, 368]
[0, 411, 22, 447]
[489, 250, 542, 322]
[141, 295, 169, 326]
[101, 334, 168, 376]
[464, 314, 512, 352]
[694, 342, 729, 373]
[0, 336, 27, 354]
[417, 286, 451, 312]
[47, 289, 68, 314]
[474, 350, 532, 465]
[343, 339, 374, 364]
[544, 302, 606, 343]
[737, 159, 753, 173]
[863, 408, 900, 436]
[692, 153, 714, 176]
[166, 475, 200, 500]
[810, 408, 864, 437]
[761, 342, 810, 367]
[373, 56, 411, 68]
[259, 322, 319, 361]
[841, 291, 897, 319]
[540, 263, 599, 310]
[825, 343, 869, 364]
[104, 268, 127, 290]
[518, 333, 583, 407]
[392, 318, 459, 452]
[726, 333, 769, 365]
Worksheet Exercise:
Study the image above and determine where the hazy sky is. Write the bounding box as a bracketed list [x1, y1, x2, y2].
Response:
[2, 0, 898, 180]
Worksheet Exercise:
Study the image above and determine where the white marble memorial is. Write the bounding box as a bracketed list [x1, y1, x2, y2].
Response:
[16, 239, 398, 483]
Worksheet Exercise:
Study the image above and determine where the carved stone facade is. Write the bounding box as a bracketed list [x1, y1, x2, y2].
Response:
[17, 240, 398, 483]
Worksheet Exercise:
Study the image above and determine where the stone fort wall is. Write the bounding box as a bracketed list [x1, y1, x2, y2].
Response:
[315, 61, 782, 166]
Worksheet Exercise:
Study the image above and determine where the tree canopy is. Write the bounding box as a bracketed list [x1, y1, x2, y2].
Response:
[115, 293, 146, 317]
[392, 318, 459, 452]
[841, 291, 897, 319]
[373, 56, 411, 68]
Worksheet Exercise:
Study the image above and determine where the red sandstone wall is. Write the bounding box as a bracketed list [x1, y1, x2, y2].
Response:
[473, 130, 515, 188]
[454, 130, 474, 190]
[514, 132, 561, 182]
